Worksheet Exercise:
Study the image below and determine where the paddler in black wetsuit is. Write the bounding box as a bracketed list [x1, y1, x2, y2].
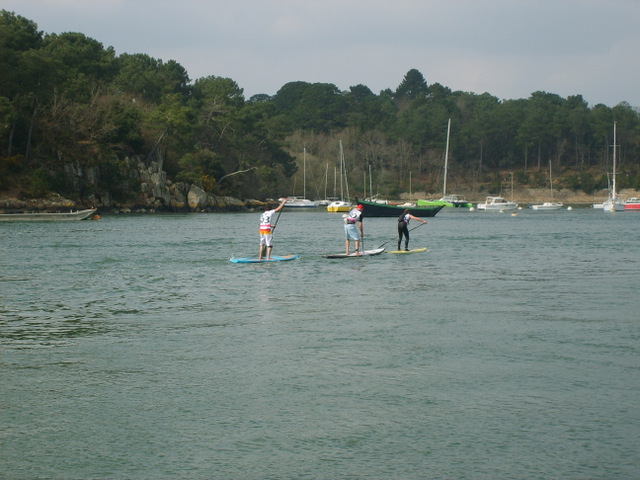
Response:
[397, 209, 427, 251]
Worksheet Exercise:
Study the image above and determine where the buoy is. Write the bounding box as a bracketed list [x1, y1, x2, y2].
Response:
[567, 206, 573, 211]
[92, 214, 101, 220]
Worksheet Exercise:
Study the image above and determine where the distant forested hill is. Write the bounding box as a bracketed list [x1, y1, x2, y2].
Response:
[1, 10, 639, 209]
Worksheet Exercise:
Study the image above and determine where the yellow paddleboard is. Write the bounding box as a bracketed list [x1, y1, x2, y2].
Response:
[387, 247, 427, 254]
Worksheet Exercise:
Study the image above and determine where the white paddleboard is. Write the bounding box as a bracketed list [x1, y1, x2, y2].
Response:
[323, 248, 385, 259]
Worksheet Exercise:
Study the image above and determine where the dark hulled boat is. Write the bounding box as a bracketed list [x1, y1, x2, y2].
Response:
[356, 199, 444, 217]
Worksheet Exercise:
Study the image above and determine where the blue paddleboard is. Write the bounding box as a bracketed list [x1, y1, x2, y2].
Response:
[230, 254, 299, 264]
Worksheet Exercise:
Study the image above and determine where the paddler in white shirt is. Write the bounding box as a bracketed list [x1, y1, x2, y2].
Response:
[258, 198, 287, 260]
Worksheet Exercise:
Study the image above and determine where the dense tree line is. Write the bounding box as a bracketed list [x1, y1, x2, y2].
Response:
[2, 11, 639, 206]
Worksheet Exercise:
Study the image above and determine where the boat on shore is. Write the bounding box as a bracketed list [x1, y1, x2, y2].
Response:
[0, 208, 97, 222]
[355, 199, 443, 217]
[476, 196, 518, 212]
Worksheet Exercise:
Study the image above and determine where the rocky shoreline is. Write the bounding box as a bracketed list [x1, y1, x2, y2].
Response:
[3, 156, 637, 214]
[2, 154, 637, 215]
[2, 187, 637, 214]
[0, 193, 265, 215]
[0, 159, 268, 215]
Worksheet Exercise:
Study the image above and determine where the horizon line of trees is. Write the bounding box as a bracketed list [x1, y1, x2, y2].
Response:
[2, 10, 640, 205]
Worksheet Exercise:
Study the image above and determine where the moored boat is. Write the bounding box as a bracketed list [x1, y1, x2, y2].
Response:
[283, 148, 317, 209]
[420, 119, 472, 210]
[531, 202, 564, 211]
[0, 208, 97, 221]
[602, 196, 624, 212]
[355, 199, 443, 217]
[624, 197, 640, 211]
[327, 200, 352, 212]
[531, 160, 563, 211]
[282, 196, 317, 209]
[418, 195, 472, 209]
[476, 196, 518, 211]
[326, 140, 352, 213]
[603, 122, 625, 212]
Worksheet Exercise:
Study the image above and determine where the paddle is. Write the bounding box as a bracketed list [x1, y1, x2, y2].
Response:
[272, 208, 283, 231]
[271, 197, 288, 233]
[377, 221, 426, 249]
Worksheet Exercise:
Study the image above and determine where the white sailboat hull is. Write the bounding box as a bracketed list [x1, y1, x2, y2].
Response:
[602, 199, 625, 212]
[476, 196, 518, 211]
[604, 122, 623, 213]
[283, 197, 317, 208]
[532, 202, 564, 211]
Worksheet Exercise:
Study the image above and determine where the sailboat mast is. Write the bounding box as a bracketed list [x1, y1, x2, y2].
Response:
[443, 118, 451, 198]
[339, 141, 344, 200]
[409, 171, 412, 198]
[363, 171, 366, 199]
[339, 140, 350, 201]
[345, 159, 350, 201]
[612, 121, 617, 198]
[509, 172, 514, 202]
[549, 159, 553, 200]
[324, 163, 328, 200]
[303, 147, 306, 199]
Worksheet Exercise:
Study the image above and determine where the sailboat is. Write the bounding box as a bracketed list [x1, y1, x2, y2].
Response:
[316, 163, 331, 206]
[327, 140, 353, 212]
[417, 119, 472, 209]
[284, 147, 317, 209]
[476, 173, 519, 211]
[531, 160, 563, 210]
[602, 121, 625, 212]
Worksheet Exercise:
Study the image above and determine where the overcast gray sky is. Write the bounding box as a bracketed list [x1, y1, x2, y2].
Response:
[5, 0, 639, 107]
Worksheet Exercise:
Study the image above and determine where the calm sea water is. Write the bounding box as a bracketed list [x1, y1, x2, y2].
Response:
[1, 208, 639, 479]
